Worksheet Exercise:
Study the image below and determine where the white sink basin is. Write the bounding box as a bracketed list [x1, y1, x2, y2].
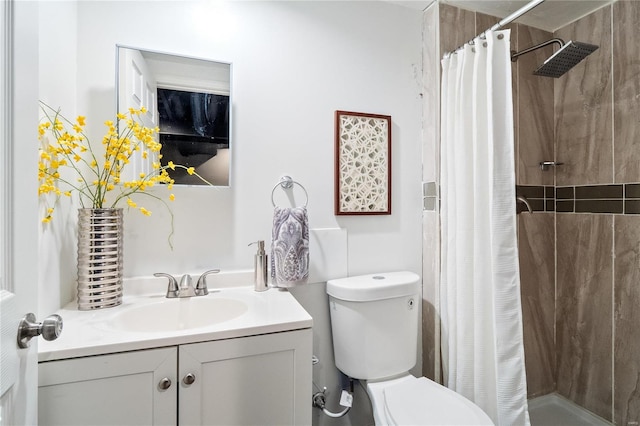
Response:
[109, 297, 248, 332]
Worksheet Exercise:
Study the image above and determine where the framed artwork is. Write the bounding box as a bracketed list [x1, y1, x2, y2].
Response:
[334, 110, 391, 215]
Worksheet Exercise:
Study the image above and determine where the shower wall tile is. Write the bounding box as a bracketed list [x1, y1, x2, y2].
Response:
[613, 1, 640, 183]
[555, 6, 612, 186]
[518, 213, 556, 397]
[614, 215, 640, 425]
[556, 214, 613, 421]
[422, 3, 439, 382]
[422, 211, 439, 381]
[422, 3, 439, 184]
[517, 25, 554, 186]
[438, 3, 476, 56]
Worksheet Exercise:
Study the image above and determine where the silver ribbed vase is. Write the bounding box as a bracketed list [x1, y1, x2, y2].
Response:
[77, 208, 123, 310]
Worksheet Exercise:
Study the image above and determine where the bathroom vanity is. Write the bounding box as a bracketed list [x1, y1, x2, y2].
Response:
[37, 277, 313, 426]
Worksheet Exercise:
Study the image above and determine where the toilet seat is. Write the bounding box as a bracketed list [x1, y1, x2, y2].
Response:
[367, 375, 494, 426]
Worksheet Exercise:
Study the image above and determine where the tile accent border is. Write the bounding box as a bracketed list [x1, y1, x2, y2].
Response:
[423, 181, 438, 211]
[518, 184, 640, 215]
[425, 183, 640, 214]
[517, 185, 555, 212]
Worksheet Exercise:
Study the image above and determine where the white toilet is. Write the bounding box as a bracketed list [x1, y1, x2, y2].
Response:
[327, 271, 494, 425]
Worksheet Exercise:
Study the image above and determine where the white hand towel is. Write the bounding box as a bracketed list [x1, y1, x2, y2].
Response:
[271, 206, 309, 287]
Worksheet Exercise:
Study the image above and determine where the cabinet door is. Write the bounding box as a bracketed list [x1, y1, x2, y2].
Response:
[38, 347, 177, 426]
[179, 329, 312, 426]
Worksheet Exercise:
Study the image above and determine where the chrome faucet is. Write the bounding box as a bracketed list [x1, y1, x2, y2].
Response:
[154, 269, 220, 298]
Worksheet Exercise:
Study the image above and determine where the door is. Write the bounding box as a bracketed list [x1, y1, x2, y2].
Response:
[0, 1, 40, 425]
[38, 348, 177, 426]
[117, 47, 159, 181]
[178, 329, 312, 426]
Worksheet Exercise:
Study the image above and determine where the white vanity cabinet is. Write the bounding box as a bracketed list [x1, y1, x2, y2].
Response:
[38, 329, 312, 426]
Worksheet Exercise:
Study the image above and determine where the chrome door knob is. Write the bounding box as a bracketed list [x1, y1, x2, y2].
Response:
[183, 373, 196, 385]
[17, 313, 63, 349]
[158, 378, 172, 390]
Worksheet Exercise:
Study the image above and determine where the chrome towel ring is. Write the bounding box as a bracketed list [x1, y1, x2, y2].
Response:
[271, 175, 308, 208]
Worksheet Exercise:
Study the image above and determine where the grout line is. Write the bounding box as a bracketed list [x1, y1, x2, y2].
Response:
[612, 215, 616, 422]
[610, 4, 615, 419]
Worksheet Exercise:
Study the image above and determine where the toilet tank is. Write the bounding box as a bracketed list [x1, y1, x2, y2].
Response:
[327, 271, 420, 381]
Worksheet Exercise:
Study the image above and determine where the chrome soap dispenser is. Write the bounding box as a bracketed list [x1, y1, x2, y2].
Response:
[249, 240, 269, 292]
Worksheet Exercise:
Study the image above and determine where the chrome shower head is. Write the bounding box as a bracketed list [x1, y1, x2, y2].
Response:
[533, 40, 599, 78]
[511, 38, 599, 78]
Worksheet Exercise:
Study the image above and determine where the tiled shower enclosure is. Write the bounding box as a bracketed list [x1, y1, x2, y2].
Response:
[422, 2, 640, 424]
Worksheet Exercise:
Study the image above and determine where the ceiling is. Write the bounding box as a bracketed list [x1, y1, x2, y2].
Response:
[388, 0, 612, 32]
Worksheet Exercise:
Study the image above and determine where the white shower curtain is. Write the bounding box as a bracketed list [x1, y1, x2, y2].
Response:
[440, 30, 530, 426]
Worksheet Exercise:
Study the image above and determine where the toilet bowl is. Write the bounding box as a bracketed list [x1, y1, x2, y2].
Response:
[327, 272, 494, 425]
[366, 374, 493, 425]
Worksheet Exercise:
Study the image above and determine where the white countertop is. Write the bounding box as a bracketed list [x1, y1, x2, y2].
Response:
[38, 274, 313, 362]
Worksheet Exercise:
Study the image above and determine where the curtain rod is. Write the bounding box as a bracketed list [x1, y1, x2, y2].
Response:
[444, 0, 545, 57]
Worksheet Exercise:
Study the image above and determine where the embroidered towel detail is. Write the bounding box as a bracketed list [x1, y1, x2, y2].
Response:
[271, 206, 309, 287]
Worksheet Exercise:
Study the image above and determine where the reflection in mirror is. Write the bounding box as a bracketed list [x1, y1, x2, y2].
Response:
[117, 46, 231, 186]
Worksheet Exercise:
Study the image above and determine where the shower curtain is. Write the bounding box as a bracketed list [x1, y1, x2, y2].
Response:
[440, 29, 530, 426]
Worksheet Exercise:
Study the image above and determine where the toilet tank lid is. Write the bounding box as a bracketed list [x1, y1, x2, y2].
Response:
[327, 271, 420, 302]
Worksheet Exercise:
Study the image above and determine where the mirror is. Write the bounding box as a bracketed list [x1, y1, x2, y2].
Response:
[116, 46, 231, 186]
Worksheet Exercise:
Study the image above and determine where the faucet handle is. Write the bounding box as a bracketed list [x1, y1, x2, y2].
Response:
[195, 269, 220, 296]
[154, 273, 179, 298]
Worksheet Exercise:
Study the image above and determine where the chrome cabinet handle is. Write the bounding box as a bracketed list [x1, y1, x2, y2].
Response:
[183, 373, 196, 385]
[158, 378, 172, 390]
[17, 313, 63, 349]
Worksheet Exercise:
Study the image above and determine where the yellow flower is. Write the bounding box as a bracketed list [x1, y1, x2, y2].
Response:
[38, 102, 211, 234]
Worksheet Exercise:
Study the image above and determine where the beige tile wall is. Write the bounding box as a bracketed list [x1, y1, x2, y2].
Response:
[556, 214, 613, 420]
[421, 2, 440, 382]
[555, 6, 613, 187]
[555, 3, 640, 423]
[613, 2, 640, 183]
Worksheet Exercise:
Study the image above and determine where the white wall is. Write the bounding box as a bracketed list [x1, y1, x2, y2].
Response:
[39, 0, 423, 313]
[38, 2, 423, 424]
[38, 0, 79, 316]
